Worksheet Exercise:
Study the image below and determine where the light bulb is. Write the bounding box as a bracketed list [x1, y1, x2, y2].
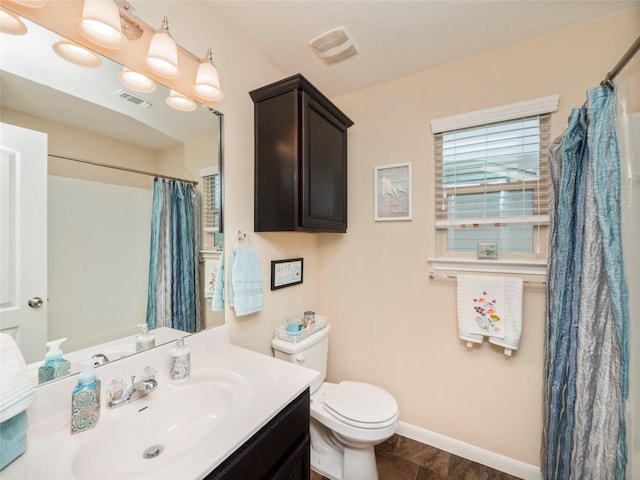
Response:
[166, 90, 196, 112]
[0, 10, 27, 35]
[77, 0, 125, 49]
[52, 38, 102, 68]
[118, 67, 156, 93]
[145, 16, 180, 78]
[193, 48, 224, 102]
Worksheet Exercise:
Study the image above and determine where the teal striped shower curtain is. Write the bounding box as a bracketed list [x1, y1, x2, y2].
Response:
[542, 86, 630, 479]
[146, 178, 201, 334]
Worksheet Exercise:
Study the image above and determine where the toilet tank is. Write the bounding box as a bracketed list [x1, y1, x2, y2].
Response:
[272, 324, 331, 393]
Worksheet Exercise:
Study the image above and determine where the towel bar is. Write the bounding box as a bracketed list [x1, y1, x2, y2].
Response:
[428, 271, 546, 286]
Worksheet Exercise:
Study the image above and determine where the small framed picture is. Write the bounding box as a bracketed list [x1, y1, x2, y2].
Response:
[374, 162, 412, 221]
[271, 258, 304, 290]
[477, 242, 498, 260]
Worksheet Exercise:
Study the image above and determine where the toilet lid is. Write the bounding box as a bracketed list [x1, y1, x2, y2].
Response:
[324, 381, 398, 428]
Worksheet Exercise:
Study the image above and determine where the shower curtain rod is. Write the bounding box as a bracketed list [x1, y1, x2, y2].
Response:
[601, 34, 640, 90]
[48, 153, 198, 185]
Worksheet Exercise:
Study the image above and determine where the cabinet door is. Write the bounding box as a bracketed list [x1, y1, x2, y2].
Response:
[205, 390, 310, 480]
[301, 92, 348, 232]
[271, 434, 310, 480]
[254, 90, 298, 232]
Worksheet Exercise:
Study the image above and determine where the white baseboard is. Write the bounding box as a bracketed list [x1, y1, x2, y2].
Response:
[396, 421, 543, 480]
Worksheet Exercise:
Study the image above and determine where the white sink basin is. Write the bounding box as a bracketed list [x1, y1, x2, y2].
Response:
[25, 369, 251, 479]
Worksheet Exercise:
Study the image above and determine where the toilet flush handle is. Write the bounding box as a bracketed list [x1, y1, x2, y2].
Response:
[293, 353, 305, 363]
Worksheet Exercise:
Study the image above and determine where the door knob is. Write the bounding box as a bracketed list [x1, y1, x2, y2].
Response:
[28, 297, 43, 308]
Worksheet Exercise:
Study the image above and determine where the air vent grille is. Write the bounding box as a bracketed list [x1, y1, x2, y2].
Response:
[113, 89, 155, 108]
[309, 26, 359, 65]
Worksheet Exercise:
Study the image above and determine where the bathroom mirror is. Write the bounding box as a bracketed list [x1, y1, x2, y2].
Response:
[0, 14, 224, 383]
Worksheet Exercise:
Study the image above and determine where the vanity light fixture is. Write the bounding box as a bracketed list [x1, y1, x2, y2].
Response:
[77, 0, 125, 49]
[0, 9, 27, 35]
[166, 89, 196, 112]
[52, 38, 102, 68]
[193, 48, 224, 102]
[118, 67, 156, 93]
[145, 16, 180, 79]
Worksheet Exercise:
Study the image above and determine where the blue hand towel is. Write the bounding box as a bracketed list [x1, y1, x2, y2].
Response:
[212, 255, 225, 312]
[0, 411, 28, 470]
[229, 247, 263, 316]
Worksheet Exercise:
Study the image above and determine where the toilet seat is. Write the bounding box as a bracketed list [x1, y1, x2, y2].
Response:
[323, 381, 398, 429]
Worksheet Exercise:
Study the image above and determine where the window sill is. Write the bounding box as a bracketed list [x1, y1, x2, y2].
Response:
[200, 250, 222, 260]
[428, 257, 547, 276]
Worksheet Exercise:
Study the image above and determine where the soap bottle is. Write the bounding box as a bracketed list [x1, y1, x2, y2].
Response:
[38, 338, 71, 384]
[71, 361, 101, 434]
[135, 324, 155, 352]
[169, 338, 190, 384]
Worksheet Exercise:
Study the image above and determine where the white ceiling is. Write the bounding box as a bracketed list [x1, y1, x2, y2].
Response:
[207, 0, 639, 98]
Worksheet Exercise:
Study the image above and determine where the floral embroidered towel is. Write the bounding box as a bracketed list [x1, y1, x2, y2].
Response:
[456, 275, 523, 348]
[487, 276, 523, 350]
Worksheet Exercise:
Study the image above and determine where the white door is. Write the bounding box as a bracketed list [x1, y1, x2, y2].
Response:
[0, 122, 47, 364]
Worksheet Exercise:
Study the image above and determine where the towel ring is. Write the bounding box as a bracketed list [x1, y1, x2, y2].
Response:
[234, 230, 251, 249]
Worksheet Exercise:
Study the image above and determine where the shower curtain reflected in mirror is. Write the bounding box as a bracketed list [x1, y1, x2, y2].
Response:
[146, 178, 201, 334]
[543, 86, 630, 480]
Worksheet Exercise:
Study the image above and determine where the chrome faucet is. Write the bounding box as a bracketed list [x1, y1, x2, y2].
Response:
[107, 366, 158, 409]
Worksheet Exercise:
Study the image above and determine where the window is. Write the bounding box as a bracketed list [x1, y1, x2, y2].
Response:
[200, 166, 221, 234]
[431, 96, 558, 262]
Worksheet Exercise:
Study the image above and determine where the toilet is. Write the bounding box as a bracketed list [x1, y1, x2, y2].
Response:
[272, 324, 398, 480]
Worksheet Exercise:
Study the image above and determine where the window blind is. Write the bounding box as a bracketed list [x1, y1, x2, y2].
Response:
[202, 173, 220, 233]
[434, 113, 551, 254]
[434, 114, 551, 227]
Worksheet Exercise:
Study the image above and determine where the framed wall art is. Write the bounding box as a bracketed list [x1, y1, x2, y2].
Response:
[271, 258, 304, 290]
[374, 162, 412, 221]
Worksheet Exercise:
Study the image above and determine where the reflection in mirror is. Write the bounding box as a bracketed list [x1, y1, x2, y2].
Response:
[0, 16, 224, 385]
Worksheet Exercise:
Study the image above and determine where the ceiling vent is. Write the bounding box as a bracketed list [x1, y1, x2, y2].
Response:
[113, 89, 155, 109]
[308, 26, 359, 65]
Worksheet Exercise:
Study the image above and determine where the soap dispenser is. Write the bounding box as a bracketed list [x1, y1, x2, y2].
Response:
[38, 338, 71, 384]
[169, 338, 190, 384]
[71, 360, 101, 434]
[135, 324, 155, 352]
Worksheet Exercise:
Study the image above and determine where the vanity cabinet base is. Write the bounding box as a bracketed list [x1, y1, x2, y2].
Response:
[206, 389, 310, 480]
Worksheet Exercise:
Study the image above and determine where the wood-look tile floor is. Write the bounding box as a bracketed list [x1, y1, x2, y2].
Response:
[310, 434, 524, 480]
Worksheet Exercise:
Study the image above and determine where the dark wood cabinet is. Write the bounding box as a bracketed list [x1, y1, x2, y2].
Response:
[250, 74, 354, 233]
[205, 389, 310, 480]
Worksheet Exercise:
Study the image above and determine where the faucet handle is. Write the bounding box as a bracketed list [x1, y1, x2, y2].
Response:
[91, 353, 110, 366]
[142, 365, 156, 379]
[107, 377, 127, 401]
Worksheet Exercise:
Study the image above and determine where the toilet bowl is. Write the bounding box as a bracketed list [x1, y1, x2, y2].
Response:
[310, 381, 398, 479]
[272, 324, 399, 480]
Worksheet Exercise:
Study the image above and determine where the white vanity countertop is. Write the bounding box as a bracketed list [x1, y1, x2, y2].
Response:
[2, 325, 319, 479]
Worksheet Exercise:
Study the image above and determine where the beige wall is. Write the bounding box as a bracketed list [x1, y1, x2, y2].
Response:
[163, 3, 638, 467]
[1, 108, 158, 189]
[317, 9, 639, 467]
